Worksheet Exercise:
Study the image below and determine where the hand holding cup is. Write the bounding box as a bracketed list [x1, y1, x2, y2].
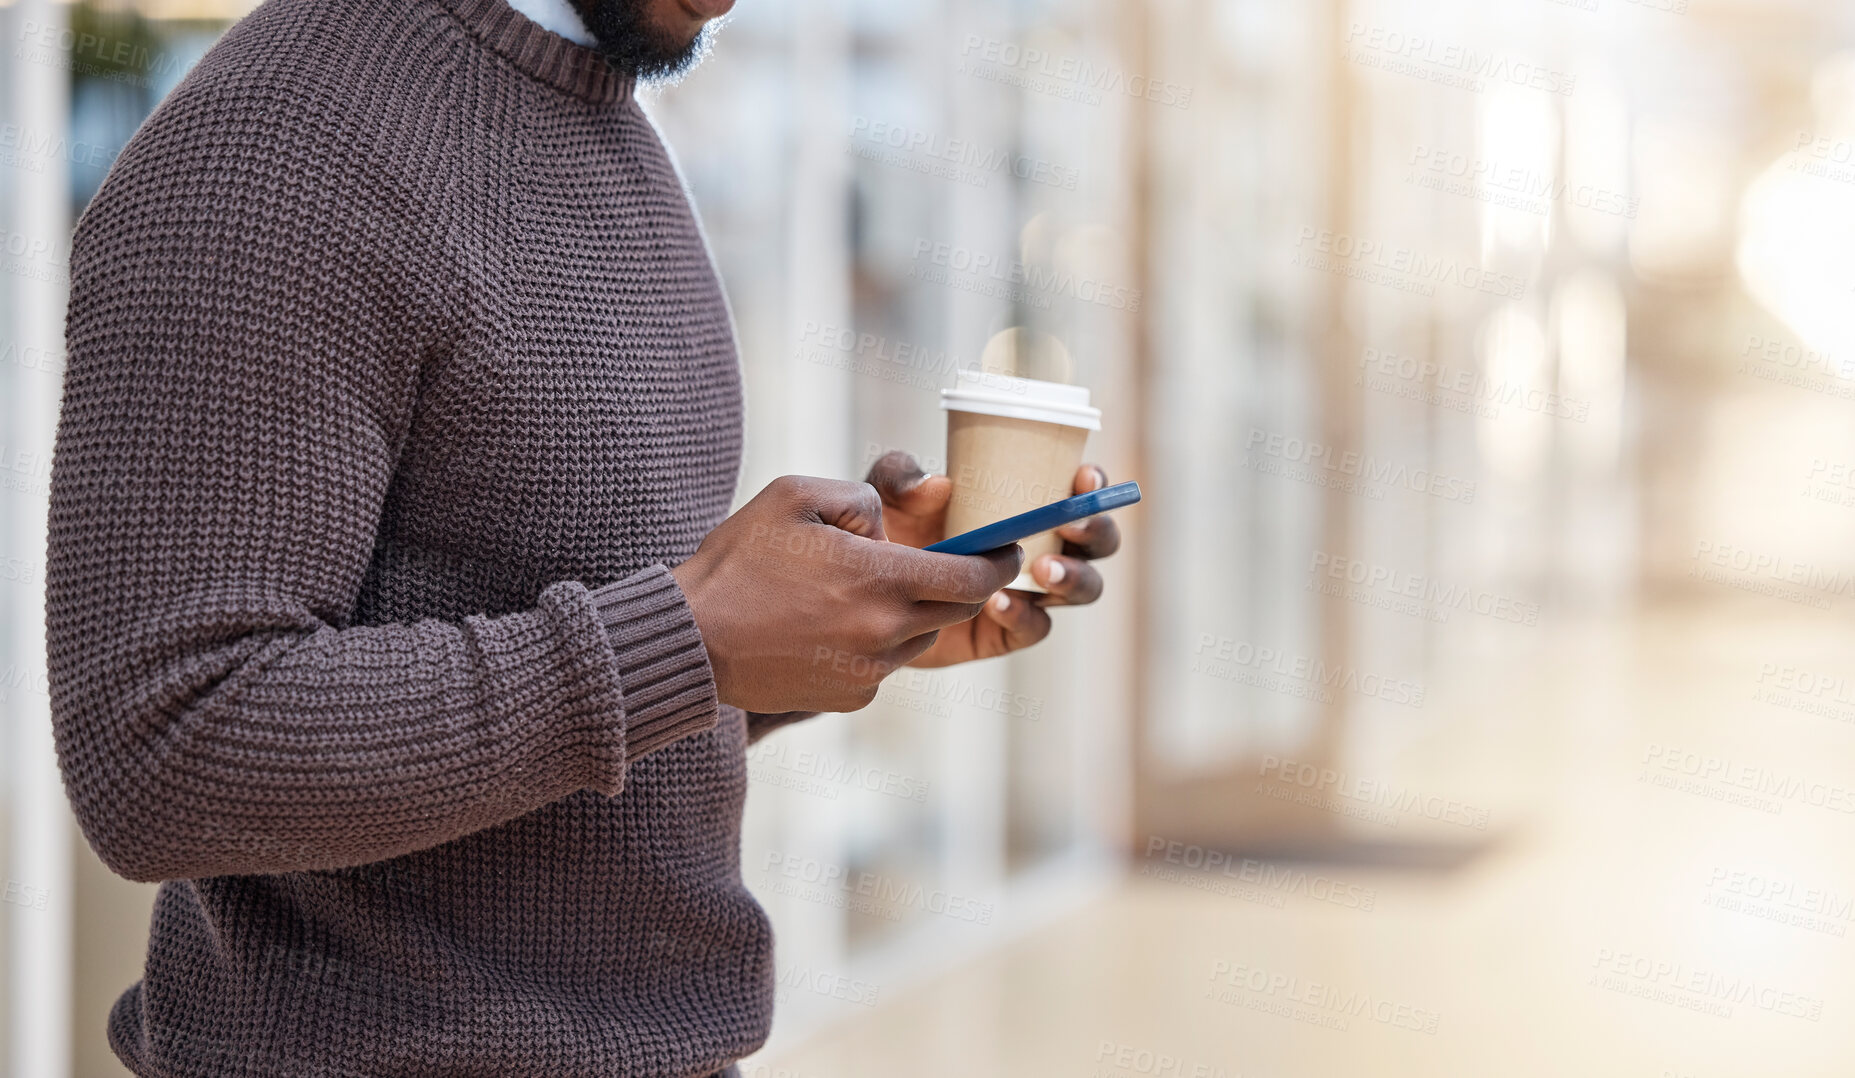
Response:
[865, 452, 1122, 668]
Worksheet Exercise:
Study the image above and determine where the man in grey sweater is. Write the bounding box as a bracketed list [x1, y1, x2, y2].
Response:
[44, 0, 1120, 1074]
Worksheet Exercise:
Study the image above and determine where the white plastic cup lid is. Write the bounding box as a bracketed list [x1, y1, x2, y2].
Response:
[940, 369, 1102, 431]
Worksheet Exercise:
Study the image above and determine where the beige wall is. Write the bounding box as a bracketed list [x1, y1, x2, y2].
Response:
[70, 842, 151, 1078]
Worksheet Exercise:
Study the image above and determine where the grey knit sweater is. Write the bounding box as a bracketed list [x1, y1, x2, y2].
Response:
[45, 0, 789, 1073]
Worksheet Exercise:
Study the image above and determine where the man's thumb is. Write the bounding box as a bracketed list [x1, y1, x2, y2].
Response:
[866, 450, 930, 502]
[801, 476, 887, 540]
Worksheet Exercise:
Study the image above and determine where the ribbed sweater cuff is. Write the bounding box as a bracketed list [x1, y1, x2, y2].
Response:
[588, 565, 719, 764]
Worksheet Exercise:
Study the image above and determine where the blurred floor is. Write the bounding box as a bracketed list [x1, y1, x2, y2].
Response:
[752, 599, 1855, 1077]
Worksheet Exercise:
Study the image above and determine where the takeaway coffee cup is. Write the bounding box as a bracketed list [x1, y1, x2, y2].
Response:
[941, 368, 1102, 593]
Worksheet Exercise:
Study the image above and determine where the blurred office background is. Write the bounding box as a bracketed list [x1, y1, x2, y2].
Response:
[6, 0, 1855, 1074]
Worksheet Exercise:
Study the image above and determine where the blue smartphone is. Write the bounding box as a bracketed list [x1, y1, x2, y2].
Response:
[925, 481, 1141, 556]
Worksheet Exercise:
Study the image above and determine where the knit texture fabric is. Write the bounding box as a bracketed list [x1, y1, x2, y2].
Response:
[45, 0, 779, 1073]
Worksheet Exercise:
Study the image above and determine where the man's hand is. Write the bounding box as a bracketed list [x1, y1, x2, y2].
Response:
[670, 475, 1022, 713]
[864, 451, 1123, 668]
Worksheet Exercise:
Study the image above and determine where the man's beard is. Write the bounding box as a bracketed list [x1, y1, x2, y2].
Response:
[570, 0, 717, 81]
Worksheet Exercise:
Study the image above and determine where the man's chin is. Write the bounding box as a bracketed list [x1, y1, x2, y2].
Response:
[676, 0, 736, 19]
[663, 18, 708, 50]
[577, 0, 724, 80]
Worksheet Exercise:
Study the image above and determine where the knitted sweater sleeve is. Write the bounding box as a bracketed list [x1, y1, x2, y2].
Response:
[44, 86, 718, 884]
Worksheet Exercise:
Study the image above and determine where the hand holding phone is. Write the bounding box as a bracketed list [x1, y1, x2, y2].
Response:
[925, 481, 1141, 556]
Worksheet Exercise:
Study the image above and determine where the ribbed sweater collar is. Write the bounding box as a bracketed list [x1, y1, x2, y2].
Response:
[440, 0, 633, 105]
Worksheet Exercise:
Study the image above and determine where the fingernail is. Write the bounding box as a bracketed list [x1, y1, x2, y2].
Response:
[990, 592, 1011, 613]
[1090, 467, 1107, 489]
[1042, 559, 1066, 585]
